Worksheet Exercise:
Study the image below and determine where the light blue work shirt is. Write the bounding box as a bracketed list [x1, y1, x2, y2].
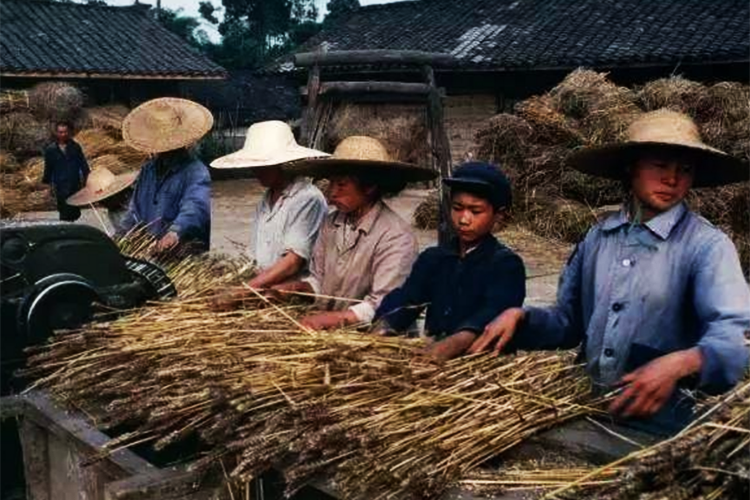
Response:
[515, 202, 750, 431]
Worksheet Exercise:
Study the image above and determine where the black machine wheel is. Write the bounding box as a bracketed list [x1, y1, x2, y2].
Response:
[16, 273, 98, 345]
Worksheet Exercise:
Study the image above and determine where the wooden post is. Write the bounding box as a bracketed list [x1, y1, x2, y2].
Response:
[300, 64, 321, 147]
[422, 65, 454, 246]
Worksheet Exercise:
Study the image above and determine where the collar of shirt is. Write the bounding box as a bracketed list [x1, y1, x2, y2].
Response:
[602, 202, 688, 240]
[259, 177, 310, 219]
[332, 200, 385, 235]
[438, 234, 496, 259]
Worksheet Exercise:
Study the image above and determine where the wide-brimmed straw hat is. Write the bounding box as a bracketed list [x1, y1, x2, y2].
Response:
[210, 121, 329, 169]
[123, 98, 213, 154]
[292, 136, 436, 182]
[66, 167, 138, 206]
[568, 110, 748, 187]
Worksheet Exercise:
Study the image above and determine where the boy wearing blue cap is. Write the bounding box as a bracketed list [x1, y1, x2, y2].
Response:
[374, 162, 526, 361]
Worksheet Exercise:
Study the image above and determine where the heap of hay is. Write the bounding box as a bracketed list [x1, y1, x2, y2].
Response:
[326, 103, 430, 167]
[468, 69, 750, 262]
[0, 112, 49, 154]
[28, 82, 84, 123]
[0, 83, 144, 218]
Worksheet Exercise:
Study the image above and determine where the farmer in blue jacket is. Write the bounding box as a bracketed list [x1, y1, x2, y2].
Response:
[119, 98, 213, 253]
[42, 121, 90, 221]
[470, 110, 750, 435]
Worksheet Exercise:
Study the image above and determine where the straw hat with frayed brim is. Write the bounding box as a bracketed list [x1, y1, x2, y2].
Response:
[123, 98, 213, 154]
[568, 110, 748, 188]
[291, 136, 436, 183]
[67, 167, 138, 206]
[211, 120, 329, 169]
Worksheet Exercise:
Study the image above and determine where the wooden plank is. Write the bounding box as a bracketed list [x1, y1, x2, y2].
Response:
[105, 467, 229, 500]
[300, 65, 321, 147]
[12, 392, 153, 478]
[18, 418, 50, 500]
[294, 50, 457, 68]
[48, 431, 83, 500]
[299, 81, 443, 96]
[422, 65, 455, 246]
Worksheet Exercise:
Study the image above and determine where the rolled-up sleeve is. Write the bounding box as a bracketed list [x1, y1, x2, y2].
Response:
[693, 233, 750, 394]
[515, 241, 586, 351]
[349, 228, 418, 323]
[282, 192, 327, 262]
[169, 163, 211, 242]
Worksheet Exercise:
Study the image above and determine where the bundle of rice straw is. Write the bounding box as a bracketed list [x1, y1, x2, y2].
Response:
[547, 378, 750, 500]
[0, 90, 30, 114]
[636, 76, 708, 114]
[0, 112, 49, 154]
[102, 141, 149, 169]
[514, 96, 581, 146]
[29, 82, 84, 122]
[75, 128, 118, 158]
[326, 103, 430, 167]
[86, 105, 130, 137]
[412, 190, 441, 230]
[90, 154, 131, 175]
[20, 157, 45, 189]
[0, 151, 20, 173]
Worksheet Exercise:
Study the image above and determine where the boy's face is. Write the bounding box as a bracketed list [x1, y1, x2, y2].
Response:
[450, 191, 496, 246]
[631, 154, 693, 216]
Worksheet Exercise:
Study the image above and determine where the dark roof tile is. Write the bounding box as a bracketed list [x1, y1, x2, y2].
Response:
[287, 0, 748, 71]
[0, 0, 225, 78]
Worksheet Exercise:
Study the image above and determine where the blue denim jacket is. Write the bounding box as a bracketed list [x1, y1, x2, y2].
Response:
[121, 157, 211, 247]
[515, 202, 750, 432]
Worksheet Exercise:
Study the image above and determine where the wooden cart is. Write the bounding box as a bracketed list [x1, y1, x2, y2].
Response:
[1, 390, 657, 500]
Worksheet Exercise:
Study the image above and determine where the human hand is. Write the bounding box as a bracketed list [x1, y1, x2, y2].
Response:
[467, 308, 525, 355]
[300, 311, 349, 331]
[156, 231, 180, 252]
[210, 288, 247, 312]
[609, 349, 703, 418]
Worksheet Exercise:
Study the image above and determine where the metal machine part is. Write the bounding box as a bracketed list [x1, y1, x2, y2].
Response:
[0, 221, 174, 393]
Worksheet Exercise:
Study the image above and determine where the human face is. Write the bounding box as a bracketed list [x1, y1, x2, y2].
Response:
[328, 175, 375, 215]
[630, 155, 694, 218]
[55, 124, 70, 144]
[450, 191, 497, 247]
[254, 166, 286, 190]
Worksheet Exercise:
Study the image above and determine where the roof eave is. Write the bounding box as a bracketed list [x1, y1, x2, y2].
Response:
[0, 71, 226, 80]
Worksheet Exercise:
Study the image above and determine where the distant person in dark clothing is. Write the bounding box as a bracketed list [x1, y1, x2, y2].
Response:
[42, 121, 90, 221]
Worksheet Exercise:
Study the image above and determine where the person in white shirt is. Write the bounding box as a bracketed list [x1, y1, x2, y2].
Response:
[211, 121, 329, 307]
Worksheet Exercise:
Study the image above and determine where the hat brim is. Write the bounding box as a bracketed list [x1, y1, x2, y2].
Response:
[123, 98, 213, 154]
[289, 158, 437, 183]
[66, 171, 138, 206]
[568, 141, 749, 188]
[210, 145, 330, 169]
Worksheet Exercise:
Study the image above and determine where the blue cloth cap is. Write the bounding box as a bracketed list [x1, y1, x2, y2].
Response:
[443, 161, 512, 209]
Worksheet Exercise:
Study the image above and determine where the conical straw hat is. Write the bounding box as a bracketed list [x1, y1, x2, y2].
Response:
[291, 136, 436, 182]
[210, 121, 329, 169]
[568, 109, 748, 187]
[123, 98, 213, 154]
[67, 167, 138, 206]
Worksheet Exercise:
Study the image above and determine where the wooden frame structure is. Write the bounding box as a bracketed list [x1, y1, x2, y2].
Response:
[295, 50, 457, 245]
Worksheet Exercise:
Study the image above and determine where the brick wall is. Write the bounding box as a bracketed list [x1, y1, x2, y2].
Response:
[443, 93, 498, 164]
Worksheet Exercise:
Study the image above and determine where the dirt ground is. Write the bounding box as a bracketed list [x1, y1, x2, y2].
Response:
[13, 179, 572, 305]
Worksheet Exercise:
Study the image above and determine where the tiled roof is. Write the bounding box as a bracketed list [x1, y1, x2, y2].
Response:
[1, 0, 225, 79]
[287, 0, 749, 71]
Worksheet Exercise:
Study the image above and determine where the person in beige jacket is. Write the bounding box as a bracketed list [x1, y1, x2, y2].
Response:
[271, 136, 436, 331]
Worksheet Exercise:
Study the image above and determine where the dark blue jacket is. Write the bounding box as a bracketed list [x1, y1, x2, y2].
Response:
[42, 141, 89, 197]
[120, 157, 211, 248]
[376, 236, 526, 339]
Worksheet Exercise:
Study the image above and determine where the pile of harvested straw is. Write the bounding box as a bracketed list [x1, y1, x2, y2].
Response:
[0, 89, 30, 114]
[0, 112, 49, 154]
[473, 70, 749, 266]
[326, 103, 430, 167]
[28, 82, 84, 122]
[85, 105, 130, 137]
[547, 380, 750, 500]
[24, 260, 601, 500]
